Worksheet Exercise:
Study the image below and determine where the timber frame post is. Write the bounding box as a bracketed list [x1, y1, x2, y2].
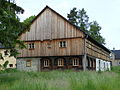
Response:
[82, 34, 88, 71]
[38, 58, 41, 71]
[83, 54, 87, 71]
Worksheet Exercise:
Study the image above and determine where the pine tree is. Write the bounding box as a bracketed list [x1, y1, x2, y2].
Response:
[67, 7, 105, 45]
[89, 21, 105, 44]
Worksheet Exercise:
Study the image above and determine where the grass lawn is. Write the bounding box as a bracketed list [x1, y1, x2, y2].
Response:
[0, 67, 120, 90]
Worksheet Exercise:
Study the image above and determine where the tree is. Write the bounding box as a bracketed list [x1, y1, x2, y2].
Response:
[67, 8, 89, 33]
[89, 21, 105, 45]
[67, 7, 105, 45]
[67, 8, 78, 26]
[0, 0, 26, 56]
[23, 15, 36, 25]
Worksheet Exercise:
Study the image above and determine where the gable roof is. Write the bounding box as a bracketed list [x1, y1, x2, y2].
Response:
[111, 50, 120, 59]
[25, 5, 111, 53]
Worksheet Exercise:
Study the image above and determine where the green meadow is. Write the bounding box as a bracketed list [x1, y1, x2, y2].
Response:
[0, 67, 120, 90]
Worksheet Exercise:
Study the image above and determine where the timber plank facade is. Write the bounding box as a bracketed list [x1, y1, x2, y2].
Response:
[18, 38, 84, 57]
[17, 6, 111, 71]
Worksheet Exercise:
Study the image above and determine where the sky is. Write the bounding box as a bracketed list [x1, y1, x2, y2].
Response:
[16, 0, 120, 50]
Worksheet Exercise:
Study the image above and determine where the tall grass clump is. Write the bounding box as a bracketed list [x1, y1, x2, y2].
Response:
[0, 67, 120, 90]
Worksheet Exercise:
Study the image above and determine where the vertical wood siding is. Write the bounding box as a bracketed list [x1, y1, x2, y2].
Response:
[18, 38, 84, 57]
[86, 40, 110, 60]
[18, 7, 110, 61]
[20, 8, 84, 41]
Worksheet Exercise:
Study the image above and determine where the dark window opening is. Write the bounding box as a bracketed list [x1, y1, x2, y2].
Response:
[4, 50, 9, 55]
[28, 43, 35, 49]
[9, 64, 13, 67]
[59, 41, 67, 48]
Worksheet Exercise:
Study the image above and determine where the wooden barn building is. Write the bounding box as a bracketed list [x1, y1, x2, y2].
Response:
[17, 6, 111, 71]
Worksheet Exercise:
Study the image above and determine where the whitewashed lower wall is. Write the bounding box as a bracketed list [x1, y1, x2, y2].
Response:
[96, 58, 100, 71]
[96, 58, 111, 71]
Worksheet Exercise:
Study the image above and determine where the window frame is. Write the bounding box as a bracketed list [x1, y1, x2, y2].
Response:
[59, 41, 67, 48]
[58, 58, 64, 66]
[118, 62, 120, 65]
[43, 59, 49, 67]
[28, 43, 35, 49]
[47, 42, 52, 48]
[26, 60, 32, 67]
[72, 58, 79, 66]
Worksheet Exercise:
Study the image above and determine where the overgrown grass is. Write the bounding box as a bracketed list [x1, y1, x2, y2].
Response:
[0, 67, 120, 90]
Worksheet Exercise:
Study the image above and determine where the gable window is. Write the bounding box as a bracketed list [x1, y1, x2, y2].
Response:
[59, 41, 67, 48]
[58, 58, 64, 66]
[28, 43, 35, 49]
[26, 60, 32, 67]
[72, 58, 79, 66]
[44, 59, 49, 67]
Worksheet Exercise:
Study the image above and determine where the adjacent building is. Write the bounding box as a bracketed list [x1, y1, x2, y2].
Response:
[17, 6, 111, 71]
[0, 44, 16, 70]
[111, 50, 120, 66]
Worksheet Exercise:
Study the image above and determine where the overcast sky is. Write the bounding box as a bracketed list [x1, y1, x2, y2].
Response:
[16, 0, 120, 50]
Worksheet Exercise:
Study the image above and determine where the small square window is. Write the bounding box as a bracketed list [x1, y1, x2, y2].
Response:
[59, 41, 67, 48]
[47, 43, 52, 48]
[28, 43, 35, 49]
[4, 50, 9, 55]
[26, 60, 32, 67]
[9, 64, 13, 67]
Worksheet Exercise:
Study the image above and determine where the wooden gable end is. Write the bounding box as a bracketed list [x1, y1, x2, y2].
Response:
[20, 7, 84, 41]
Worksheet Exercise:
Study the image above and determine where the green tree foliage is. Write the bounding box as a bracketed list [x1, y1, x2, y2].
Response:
[67, 8, 105, 45]
[67, 8, 89, 33]
[0, 0, 27, 56]
[67, 8, 78, 26]
[23, 15, 36, 25]
[89, 21, 105, 44]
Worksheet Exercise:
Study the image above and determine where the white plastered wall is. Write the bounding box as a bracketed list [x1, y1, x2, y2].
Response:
[0, 49, 16, 70]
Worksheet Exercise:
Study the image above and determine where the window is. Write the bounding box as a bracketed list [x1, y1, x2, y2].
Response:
[9, 64, 13, 67]
[118, 62, 120, 65]
[44, 59, 49, 67]
[47, 42, 52, 48]
[58, 58, 64, 66]
[28, 43, 35, 49]
[4, 50, 9, 55]
[26, 60, 32, 67]
[72, 58, 79, 66]
[0, 53, 3, 59]
[59, 41, 67, 48]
